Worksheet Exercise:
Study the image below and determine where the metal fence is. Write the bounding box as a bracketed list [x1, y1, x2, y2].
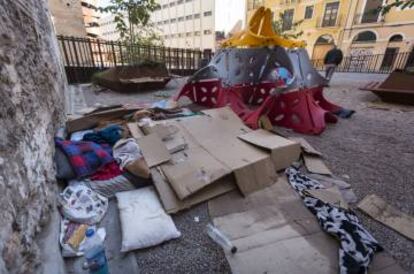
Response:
[311, 51, 414, 74]
[57, 35, 213, 83]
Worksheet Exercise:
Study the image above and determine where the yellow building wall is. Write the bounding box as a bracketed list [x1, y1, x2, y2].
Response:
[246, 0, 414, 60]
[248, 0, 352, 58]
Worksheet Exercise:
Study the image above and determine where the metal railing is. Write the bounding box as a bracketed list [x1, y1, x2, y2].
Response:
[57, 35, 213, 83]
[311, 52, 414, 74]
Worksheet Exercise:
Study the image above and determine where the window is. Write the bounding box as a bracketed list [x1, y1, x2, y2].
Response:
[194, 13, 200, 19]
[194, 31, 200, 36]
[204, 11, 212, 16]
[170, 18, 177, 23]
[177, 0, 183, 4]
[178, 33, 184, 37]
[185, 0, 192, 2]
[163, 20, 168, 24]
[178, 16, 184, 22]
[204, 29, 212, 35]
[304, 5, 313, 19]
[162, 4, 168, 8]
[186, 15, 192, 20]
[361, 0, 382, 23]
[353, 31, 376, 43]
[186, 32, 192, 37]
[282, 9, 294, 31]
[389, 34, 403, 42]
[169, 1, 176, 7]
[322, 2, 339, 27]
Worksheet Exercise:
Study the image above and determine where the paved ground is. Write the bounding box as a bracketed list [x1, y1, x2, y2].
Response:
[68, 72, 414, 273]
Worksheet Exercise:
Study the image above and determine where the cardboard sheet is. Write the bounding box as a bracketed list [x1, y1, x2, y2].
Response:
[136, 134, 171, 168]
[358, 194, 414, 240]
[238, 129, 301, 171]
[161, 146, 232, 200]
[141, 123, 179, 140]
[289, 137, 323, 157]
[127, 123, 144, 139]
[151, 168, 236, 214]
[201, 107, 251, 134]
[180, 115, 277, 196]
[66, 106, 141, 133]
[209, 176, 405, 274]
[307, 187, 348, 209]
[303, 154, 332, 175]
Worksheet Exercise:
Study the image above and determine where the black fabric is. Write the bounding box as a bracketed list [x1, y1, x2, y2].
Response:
[285, 167, 383, 274]
[123, 171, 152, 189]
[324, 48, 344, 65]
[54, 147, 76, 180]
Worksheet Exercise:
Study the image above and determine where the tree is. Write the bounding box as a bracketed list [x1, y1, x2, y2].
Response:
[100, 0, 162, 44]
[380, 0, 414, 14]
[272, 12, 304, 39]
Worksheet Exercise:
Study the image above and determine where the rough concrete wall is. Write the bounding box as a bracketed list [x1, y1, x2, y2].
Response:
[0, 0, 66, 273]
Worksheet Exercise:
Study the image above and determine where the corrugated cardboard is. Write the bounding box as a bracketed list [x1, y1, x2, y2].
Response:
[303, 154, 332, 175]
[358, 194, 414, 240]
[238, 129, 301, 171]
[289, 137, 323, 157]
[136, 134, 171, 168]
[201, 107, 251, 134]
[143, 121, 187, 153]
[208, 176, 405, 274]
[141, 123, 179, 140]
[307, 187, 348, 209]
[180, 115, 277, 196]
[127, 123, 144, 139]
[161, 146, 232, 200]
[151, 167, 236, 214]
[66, 106, 141, 133]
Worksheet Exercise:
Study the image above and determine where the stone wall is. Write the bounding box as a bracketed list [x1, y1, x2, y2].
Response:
[0, 0, 66, 273]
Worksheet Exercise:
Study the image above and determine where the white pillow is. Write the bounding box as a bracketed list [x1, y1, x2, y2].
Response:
[116, 187, 181, 252]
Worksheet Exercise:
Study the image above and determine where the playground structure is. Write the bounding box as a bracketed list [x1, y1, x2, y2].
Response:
[176, 7, 352, 135]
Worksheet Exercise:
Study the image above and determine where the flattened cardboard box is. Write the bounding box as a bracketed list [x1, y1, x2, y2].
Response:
[136, 133, 171, 168]
[66, 106, 141, 133]
[208, 176, 406, 274]
[358, 194, 414, 240]
[151, 167, 236, 214]
[238, 129, 301, 171]
[179, 114, 277, 196]
[161, 146, 232, 200]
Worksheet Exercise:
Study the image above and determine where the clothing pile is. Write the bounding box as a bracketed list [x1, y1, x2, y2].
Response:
[55, 104, 191, 258]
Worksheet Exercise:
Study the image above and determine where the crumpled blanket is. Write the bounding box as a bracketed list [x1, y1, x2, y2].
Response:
[83, 124, 124, 146]
[113, 138, 143, 169]
[285, 167, 383, 274]
[55, 138, 114, 178]
[90, 161, 123, 181]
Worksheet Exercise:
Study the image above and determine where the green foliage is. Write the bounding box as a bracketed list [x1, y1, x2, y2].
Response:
[100, 0, 162, 45]
[272, 12, 304, 39]
[380, 0, 414, 14]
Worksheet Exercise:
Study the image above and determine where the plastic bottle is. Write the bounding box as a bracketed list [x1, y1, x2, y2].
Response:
[206, 223, 237, 254]
[83, 228, 109, 274]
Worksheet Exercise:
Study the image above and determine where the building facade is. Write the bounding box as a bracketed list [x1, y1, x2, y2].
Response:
[82, 0, 101, 38]
[48, 0, 87, 37]
[247, 0, 414, 62]
[48, 0, 100, 38]
[151, 0, 215, 49]
[100, 0, 246, 50]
